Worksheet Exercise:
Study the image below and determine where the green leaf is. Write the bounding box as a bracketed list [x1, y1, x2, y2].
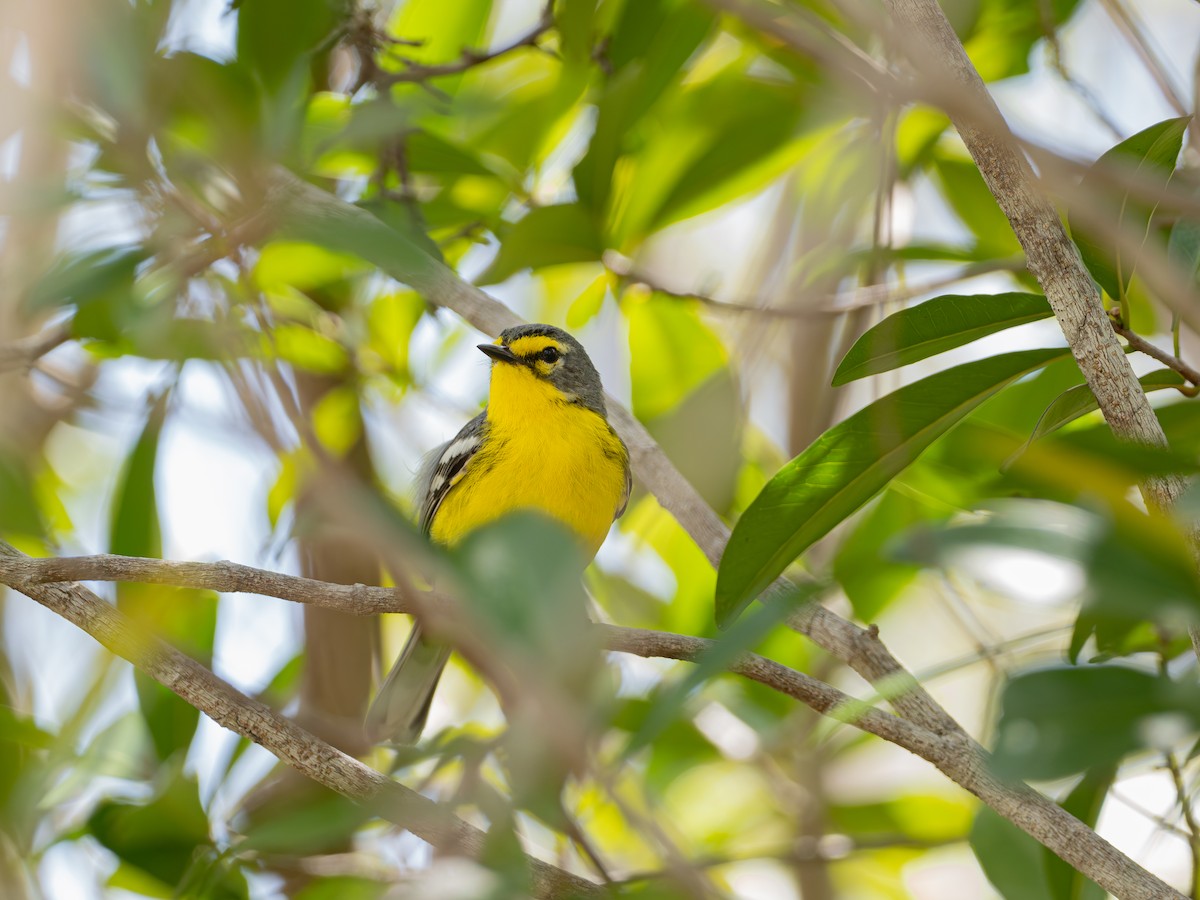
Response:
[111, 393, 167, 560]
[574, 0, 715, 213]
[628, 292, 728, 420]
[88, 762, 211, 890]
[385, 0, 493, 95]
[715, 348, 1069, 626]
[0, 450, 46, 539]
[994, 665, 1200, 779]
[238, 0, 338, 92]
[970, 807, 1056, 900]
[1069, 116, 1191, 301]
[478, 204, 605, 285]
[271, 168, 442, 289]
[833, 292, 1053, 385]
[1024, 369, 1185, 445]
[833, 490, 933, 622]
[111, 394, 217, 760]
[1168, 217, 1200, 285]
[932, 153, 1023, 257]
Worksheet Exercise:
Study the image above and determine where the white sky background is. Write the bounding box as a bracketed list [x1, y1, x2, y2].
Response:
[7, 0, 1200, 897]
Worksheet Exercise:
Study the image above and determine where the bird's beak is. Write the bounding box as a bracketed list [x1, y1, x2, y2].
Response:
[478, 342, 519, 364]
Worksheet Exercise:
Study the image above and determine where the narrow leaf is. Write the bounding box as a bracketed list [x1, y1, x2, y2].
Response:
[1024, 369, 1185, 444]
[716, 348, 1069, 626]
[1069, 116, 1190, 300]
[833, 292, 1052, 385]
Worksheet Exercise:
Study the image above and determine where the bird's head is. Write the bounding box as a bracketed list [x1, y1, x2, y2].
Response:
[479, 324, 607, 417]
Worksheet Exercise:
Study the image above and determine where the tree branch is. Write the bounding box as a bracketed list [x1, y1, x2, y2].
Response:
[0, 542, 600, 899]
[1, 550, 1186, 899]
[261, 163, 1188, 899]
[877, 0, 1184, 512]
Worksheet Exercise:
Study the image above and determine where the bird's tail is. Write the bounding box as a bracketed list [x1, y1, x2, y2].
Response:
[365, 624, 451, 746]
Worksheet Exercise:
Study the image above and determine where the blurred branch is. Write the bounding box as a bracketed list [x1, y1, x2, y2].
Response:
[1096, 0, 1189, 116]
[0, 321, 71, 373]
[604, 250, 1028, 318]
[263, 167, 1186, 900]
[374, 4, 554, 87]
[0, 541, 602, 900]
[0, 549, 1186, 899]
[0, 552, 942, 755]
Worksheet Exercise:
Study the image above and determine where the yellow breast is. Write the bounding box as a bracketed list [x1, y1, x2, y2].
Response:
[428, 363, 627, 556]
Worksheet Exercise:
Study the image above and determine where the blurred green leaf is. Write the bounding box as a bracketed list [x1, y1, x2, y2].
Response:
[833, 292, 1052, 385]
[932, 152, 1023, 257]
[478, 204, 605, 285]
[960, 0, 1084, 81]
[386, 0, 493, 94]
[624, 74, 807, 238]
[0, 451, 47, 540]
[1069, 116, 1190, 301]
[88, 763, 212, 892]
[628, 292, 727, 421]
[111, 394, 217, 761]
[970, 807, 1056, 900]
[833, 490, 934, 622]
[1021, 369, 1185, 446]
[294, 877, 387, 900]
[716, 348, 1069, 627]
[994, 665, 1200, 779]
[1168, 217, 1200, 285]
[238, 793, 372, 856]
[574, 0, 715, 213]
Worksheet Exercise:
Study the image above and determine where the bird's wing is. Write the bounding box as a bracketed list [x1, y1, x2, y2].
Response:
[613, 428, 632, 521]
[416, 411, 488, 535]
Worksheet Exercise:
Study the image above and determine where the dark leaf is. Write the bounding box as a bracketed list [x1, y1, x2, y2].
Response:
[833, 292, 1052, 385]
[716, 348, 1069, 626]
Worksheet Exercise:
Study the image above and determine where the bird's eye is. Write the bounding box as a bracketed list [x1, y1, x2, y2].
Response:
[539, 346, 560, 363]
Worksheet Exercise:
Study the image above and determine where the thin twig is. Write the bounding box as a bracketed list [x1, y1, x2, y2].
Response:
[1096, 0, 1190, 117]
[0, 321, 72, 373]
[1109, 310, 1200, 387]
[376, 6, 554, 87]
[605, 251, 1027, 318]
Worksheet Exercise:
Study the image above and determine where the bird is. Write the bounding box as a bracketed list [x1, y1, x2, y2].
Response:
[365, 323, 631, 746]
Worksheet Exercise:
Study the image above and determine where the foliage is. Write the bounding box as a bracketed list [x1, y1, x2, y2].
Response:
[3, 0, 1200, 898]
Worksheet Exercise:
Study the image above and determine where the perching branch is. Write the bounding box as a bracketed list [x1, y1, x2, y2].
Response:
[0, 542, 601, 900]
[0, 549, 1186, 900]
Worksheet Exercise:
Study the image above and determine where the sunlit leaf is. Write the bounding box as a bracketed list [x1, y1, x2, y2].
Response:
[628, 292, 727, 421]
[478, 204, 605, 285]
